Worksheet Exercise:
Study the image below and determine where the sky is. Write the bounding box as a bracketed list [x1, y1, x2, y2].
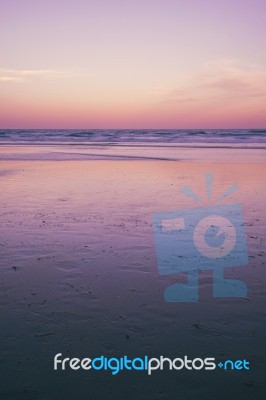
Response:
[0, 0, 266, 128]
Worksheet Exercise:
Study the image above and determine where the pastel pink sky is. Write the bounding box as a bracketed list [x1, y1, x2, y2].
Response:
[0, 0, 266, 128]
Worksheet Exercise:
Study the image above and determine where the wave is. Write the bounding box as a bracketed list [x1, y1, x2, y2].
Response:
[0, 129, 265, 144]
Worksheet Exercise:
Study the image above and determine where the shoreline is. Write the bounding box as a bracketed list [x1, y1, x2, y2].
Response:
[0, 142, 266, 162]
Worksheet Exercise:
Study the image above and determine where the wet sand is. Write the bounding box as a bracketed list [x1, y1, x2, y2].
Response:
[0, 148, 266, 399]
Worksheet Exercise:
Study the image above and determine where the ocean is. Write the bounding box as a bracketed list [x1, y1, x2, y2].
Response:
[0, 128, 266, 144]
[1, 129, 266, 399]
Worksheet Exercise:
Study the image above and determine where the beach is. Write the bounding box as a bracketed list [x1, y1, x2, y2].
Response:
[0, 140, 265, 399]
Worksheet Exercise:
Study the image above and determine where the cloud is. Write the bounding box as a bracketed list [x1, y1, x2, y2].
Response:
[199, 59, 266, 98]
[0, 68, 86, 83]
[0, 76, 26, 82]
[152, 59, 266, 105]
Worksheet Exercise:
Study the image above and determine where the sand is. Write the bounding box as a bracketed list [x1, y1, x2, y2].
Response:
[0, 146, 265, 399]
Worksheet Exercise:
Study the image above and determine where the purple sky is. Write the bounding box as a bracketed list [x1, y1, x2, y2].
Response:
[0, 0, 266, 128]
